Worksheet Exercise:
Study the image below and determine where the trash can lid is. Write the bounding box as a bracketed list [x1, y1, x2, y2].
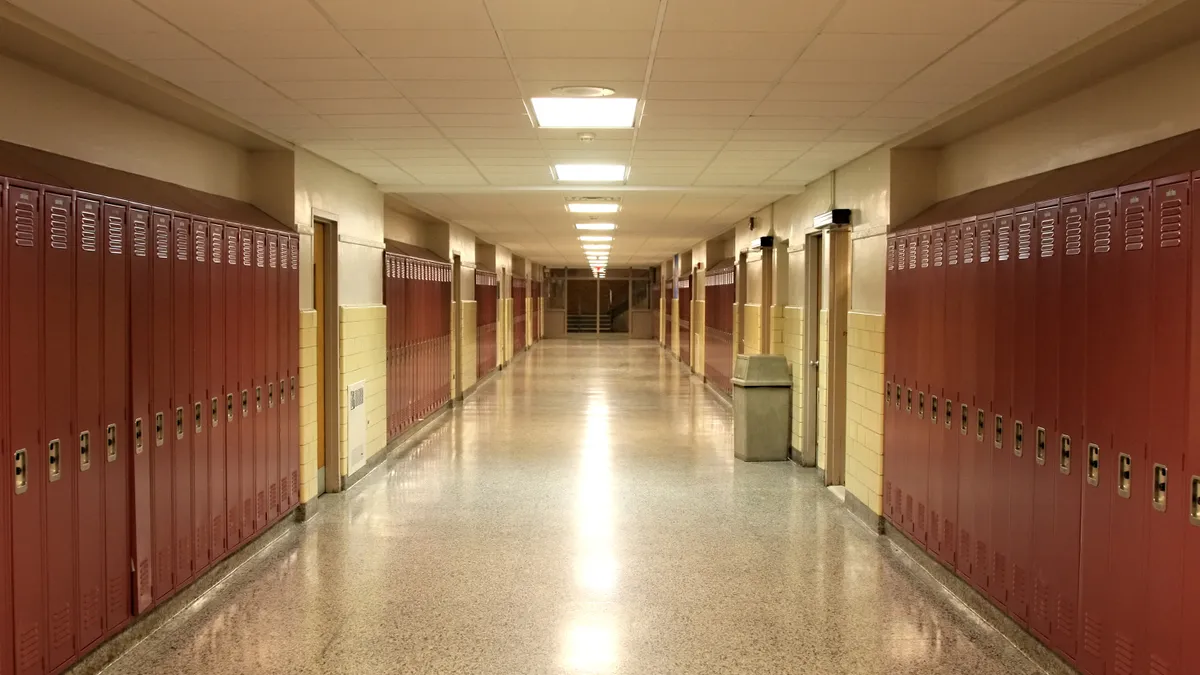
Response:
[731, 354, 793, 387]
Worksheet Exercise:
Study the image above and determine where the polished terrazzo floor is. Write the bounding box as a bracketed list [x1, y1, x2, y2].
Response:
[105, 340, 1044, 675]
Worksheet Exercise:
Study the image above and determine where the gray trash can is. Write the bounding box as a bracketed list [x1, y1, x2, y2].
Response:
[732, 354, 793, 461]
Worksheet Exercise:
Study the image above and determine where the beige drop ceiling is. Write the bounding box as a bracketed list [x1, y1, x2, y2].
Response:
[11, 0, 1153, 265]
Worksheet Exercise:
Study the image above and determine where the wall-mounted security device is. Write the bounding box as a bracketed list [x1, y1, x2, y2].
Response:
[751, 235, 774, 250]
[813, 209, 852, 229]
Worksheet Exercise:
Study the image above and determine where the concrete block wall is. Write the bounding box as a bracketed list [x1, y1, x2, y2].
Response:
[298, 310, 318, 503]
[845, 311, 887, 514]
[743, 304, 762, 355]
[769, 305, 785, 356]
[338, 306, 387, 476]
[783, 307, 804, 456]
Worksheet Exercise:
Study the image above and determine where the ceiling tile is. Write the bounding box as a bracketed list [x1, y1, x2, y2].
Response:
[486, 0, 660, 30]
[782, 60, 927, 84]
[238, 58, 381, 82]
[635, 129, 734, 141]
[651, 59, 791, 83]
[361, 169, 420, 184]
[724, 140, 818, 153]
[374, 58, 513, 81]
[511, 59, 647, 81]
[503, 31, 653, 58]
[314, 0, 493, 29]
[522, 81, 645, 98]
[181, 79, 290, 100]
[274, 80, 401, 99]
[632, 150, 718, 160]
[247, 113, 331, 129]
[824, 129, 897, 143]
[537, 129, 635, 141]
[841, 116, 923, 131]
[218, 97, 310, 116]
[364, 138, 457, 150]
[13, 0, 174, 33]
[323, 114, 430, 128]
[299, 98, 418, 115]
[391, 157, 474, 167]
[644, 100, 759, 116]
[470, 157, 552, 166]
[342, 30, 503, 58]
[765, 82, 895, 102]
[907, 59, 1022, 87]
[347, 127, 445, 139]
[753, 100, 873, 117]
[656, 32, 813, 59]
[802, 33, 959, 63]
[646, 82, 774, 101]
[392, 80, 522, 99]
[741, 116, 848, 130]
[541, 140, 631, 151]
[425, 114, 532, 128]
[639, 115, 747, 130]
[135, 58, 256, 83]
[662, 0, 841, 31]
[864, 100, 951, 118]
[196, 31, 358, 59]
[412, 99, 528, 114]
[731, 129, 832, 142]
[139, 0, 333, 31]
[86, 31, 214, 61]
[823, 0, 1014, 34]
[633, 140, 727, 151]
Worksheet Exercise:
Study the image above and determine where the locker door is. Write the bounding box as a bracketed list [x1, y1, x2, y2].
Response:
[956, 219, 978, 584]
[7, 183, 46, 675]
[893, 235, 908, 528]
[149, 212, 174, 601]
[1109, 182, 1152, 675]
[265, 233, 279, 522]
[191, 221, 210, 572]
[989, 212, 1015, 608]
[1009, 206, 1038, 626]
[940, 222, 963, 568]
[275, 235, 288, 512]
[43, 189, 76, 669]
[253, 231, 267, 530]
[75, 195, 105, 650]
[1053, 196, 1088, 660]
[926, 225, 947, 555]
[1144, 177, 1189, 674]
[0, 183, 10, 675]
[102, 201, 131, 634]
[289, 236, 300, 507]
[238, 229, 255, 539]
[384, 256, 393, 439]
[973, 217, 996, 592]
[128, 208, 154, 616]
[1031, 200, 1063, 642]
[911, 227, 932, 544]
[1079, 191, 1117, 675]
[884, 235, 897, 524]
[224, 226, 241, 547]
[1183, 173, 1200, 675]
[208, 223, 226, 560]
[171, 215, 193, 587]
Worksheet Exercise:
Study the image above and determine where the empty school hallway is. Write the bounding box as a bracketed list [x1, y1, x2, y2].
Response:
[103, 341, 1041, 675]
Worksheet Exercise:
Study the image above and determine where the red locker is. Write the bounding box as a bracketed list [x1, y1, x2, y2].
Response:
[0, 182, 10, 675]
[238, 229, 255, 540]
[191, 220, 210, 573]
[265, 233, 279, 522]
[906, 230, 918, 536]
[274, 233, 287, 513]
[102, 201, 131, 634]
[7, 183, 46, 674]
[171, 215, 193, 587]
[1108, 182, 1152, 675]
[224, 225, 241, 548]
[884, 235, 897, 524]
[128, 208, 154, 616]
[1078, 190, 1117, 675]
[1030, 199, 1062, 642]
[75, 194, 105, 650]
[939, 221, 963, 568]
[973, 216, 996, 592]
[910, 227, 931, 544]
[208, 222, 227, 561]
[956, 218, 979, 585]
[149, 211, 174, 602]
[1008, 205, 1038, 626]
[1053, 195, 1087, 660]
[926, 224, 947, 556]
[1182, 172, 1200, 675]
[893, 234, 909, 528]
[43, 189, 76, 669]
[1143, 177, 1189, 674]
[289, 235, 300, 507]
[253, 230, 267, 530]
[988, 210, 1015, 608]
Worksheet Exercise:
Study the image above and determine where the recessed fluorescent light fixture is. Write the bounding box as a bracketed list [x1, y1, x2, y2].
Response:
[582, 244, 611, 250]
[531, 98, 637, 128]
[554, 164, 626, 182]
[575, 223, 617, 231]
[579, 235, 613, 242]
[567, 203, 620, 214]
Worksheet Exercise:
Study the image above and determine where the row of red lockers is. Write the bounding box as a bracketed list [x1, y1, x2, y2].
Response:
[384, 253, 452, 441]
[475, 271, 498, 380]
[704, 269, 735, 394]
[883, 172, 1200, 675]
[0, 178, 300, 675]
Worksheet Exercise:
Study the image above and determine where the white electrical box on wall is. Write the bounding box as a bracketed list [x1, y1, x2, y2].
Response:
[346, 380, 367, 475]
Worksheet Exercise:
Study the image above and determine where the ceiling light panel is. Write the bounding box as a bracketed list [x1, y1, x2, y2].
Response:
[567, 203, 620, 213]
[575, 223, 618, 230]
[582, 244, 612, 250]
[531, 97, 637, 128]
[554, 164, 627, 182]
[579, 236, 614, 242]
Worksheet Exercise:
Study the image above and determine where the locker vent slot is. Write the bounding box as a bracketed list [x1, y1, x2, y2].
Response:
[962, 226, 976, 264]
[292, 239, 299, 269]
[1017, 218, 1033, 259]
[1065, 209, 1084, 255]
[931, 395, 939, 424]
[269, 238, 278, 268]
[155, 412, 164, 447]
[1152, 464, 1167, 512]
[994, 415, 1003, 449]
[80, 204, 99, 252]
[49, 198, 69, 249]
[48, 439, 61, 481]
[1059, 435, 1071, 474]
[1190, 476, 1200, 526]
[193, 223, 207, 262]
[944, 399, 952, 428]
[996, 222, 1011, 261]
[211, 227, 223, 263]
[256, 238, 265, 267]
[947, 227, 960, 265]
[154, 219, 170, 259]
[1093, 205, 1113, 253]
[14, 448, 28, 493]
[175, 222, 189, 260]
[106, 424, 117, 462]
[1087, 443, 1100, 486]
[978, 223, 992, 262]
[961, 404, 968, 435]
[227, 233, 238, 264]
[132, 213, 148, 257]
[1114, 634, 1134, 674]
[1035, 427, 1046, 465]
[920, 235, 931, 268]
[1124, 199, 1145, 251]
[1118, 453, 1131, 498]
[79, 431, 91, 471]
[107, 211, 124, 254]
[977, 409, 985, 442]
[243, 236, 253, 266]
[1159, 197, 1184, 248]
[897, 240, 906, 271]
[932, 230, 944, 267]
[1039, 214, 1055, 258]
[1083, 613, 1104, 658]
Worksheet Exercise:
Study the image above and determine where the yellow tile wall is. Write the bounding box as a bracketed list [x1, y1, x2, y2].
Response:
[526, 297, 533, 348]
[817, 309, 830, 469]
[769, 305, 785, 356]
[845, 311, 887, 514]
[339, 305, 387, 477]
[743, 304, 762, 355]
[783, 306, 804, 454]
[671, 298, 680, 356]
[460, 301, 478, 394]
[298, 310, 318, 503]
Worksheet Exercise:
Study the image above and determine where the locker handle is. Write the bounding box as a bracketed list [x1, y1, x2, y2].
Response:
[135, 418, 144, 454]
[280, 380, 287, 405]
[255, 387, 262, 412]
[931, 396, 939, 424]
[994, 415, 1003, 450]
[1014, 421, 1024, 457]
[176, 407, 184, 440]
[268, 383, 275, 409]
[943, 399, 952, 429]
[1035, 427, 1047, 465]
[906, 388, 912, 413]
[1190, 476, 1200, 526]
[155, 413, 165, 447]
[80, 431, 91, 471]
[894, 385, 901, 409]
[1152, 464, 1167, 512]
[226, 394, 235, 422]
[1117, 453, 1132, 498]
[48, 440, 61, 482]
[1059, 435, 1071, 475]
[885, 381, 892, 401]
[107, 424, 117, 462]
[211, 397, 220, 427]
[1087, 444, 1100, 487]
[242, 390, 249, 417]
[194, 402, 203, 433]
[918, 392, 925, 419]
[976, 410, 986, 442]
[290, 376, 296, 401]
[14, 448, 27, 494]
[960, 404, 968, 435]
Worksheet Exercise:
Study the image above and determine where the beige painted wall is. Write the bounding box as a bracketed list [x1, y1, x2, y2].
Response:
[338, 306, 387, 476]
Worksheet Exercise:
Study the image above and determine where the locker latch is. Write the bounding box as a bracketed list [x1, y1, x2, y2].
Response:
[1190, 476, 1200, 526]
[268, 383, 275, 409]
[1059, 435, 1071, 475]
[135, 418, 144, 454]
[212, 397, 220, 427]
[918, 392, 925, 419]
[194, 402, 203, 433]
[894, 385, 901, 409]
[255, 387, 262, 412]
[290, 377, 296, 401]
[931, 396, 939, 424]
[48, 440, 61, 482]
[906, 389, 912, 413]
[960, 404, 968, 435]
[1014, 421, 1024, 457]
[943, 399, 952, 429]
[280, 379, 287, 405]
[155, 413, 165, 447]
[80, 431, 91, 471]
[1117, 453, 1132, 499]
[1035, 427, 1047, 465]
[227, 394, 235, 422]
[176, 407, 185, 440]
[886, 381, 892, 402]
[994, 415, 1003, 450]
[242, 390, 249, 417]
[1087, 443, 1100, 486]
[1152, 464, 1167, 512]
[976, 410, 985, 442]
[14, 448, 27, 495]
[106, 424, 117, 462]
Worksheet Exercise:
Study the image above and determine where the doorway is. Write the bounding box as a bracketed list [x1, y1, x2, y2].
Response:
[452, 254, 463, 400]
[314, 218, 339, 495]
[802, 231, 850, 485]
[802, 234, 822, 468]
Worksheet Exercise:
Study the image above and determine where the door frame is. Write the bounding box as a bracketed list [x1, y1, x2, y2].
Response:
[801, 234, 822, 468]
[452, 254, 463, 400]
[316, 217, 341, 495]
